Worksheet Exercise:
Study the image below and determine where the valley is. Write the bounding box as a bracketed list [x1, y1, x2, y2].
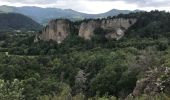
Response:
[0, 10, 170, 100]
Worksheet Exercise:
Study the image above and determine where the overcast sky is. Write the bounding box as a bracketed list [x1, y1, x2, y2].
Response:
[0, 0, 170, 14]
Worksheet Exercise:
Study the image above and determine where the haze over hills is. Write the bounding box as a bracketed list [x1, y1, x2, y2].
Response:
[0, 5, 139, 24]
[0, 13, 42, 32]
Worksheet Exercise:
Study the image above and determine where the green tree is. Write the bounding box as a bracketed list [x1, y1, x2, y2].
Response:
[0, 79, 24, 100]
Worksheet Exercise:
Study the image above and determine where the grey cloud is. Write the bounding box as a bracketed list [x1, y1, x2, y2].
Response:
[1, 0, 56, 4]
[1, 0, 170, 7]
[125, 0, 170, 7]
[90, 0, 170, 7]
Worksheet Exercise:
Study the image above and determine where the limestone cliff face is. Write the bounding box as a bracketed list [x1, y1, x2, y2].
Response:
[35, 19, 71, 43]
[79, 18, 136, 40]
[101, 18, 136, 30]
[79, 20, 100, 40]
[35, 18, 137, 43]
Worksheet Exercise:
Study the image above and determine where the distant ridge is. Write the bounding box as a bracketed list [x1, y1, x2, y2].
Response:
[0, 5, 142, 24]
[0, 13, 42, 31]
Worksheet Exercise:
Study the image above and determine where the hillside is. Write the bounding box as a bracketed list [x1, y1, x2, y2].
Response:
[0, 13, 42, 31]
[0, 5, 138, 24]
[35, 18, 137, 43]
[35, 10, 170, 43]
[0, 11, 170, 100]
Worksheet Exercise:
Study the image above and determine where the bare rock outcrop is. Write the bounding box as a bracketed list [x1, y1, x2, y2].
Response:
[35, 19, 72, 43]
[101, 18, 136, 30]
[131, 66, 170, 97]
[79, 18, 136, 40]
[79, 20, 100, 40]
[35, 18, 137, 43]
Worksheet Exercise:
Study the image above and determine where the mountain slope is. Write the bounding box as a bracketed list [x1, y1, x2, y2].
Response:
[93, 9, 131, 18]
[0, 13, 42, 31]
[0, 5, 139, 24]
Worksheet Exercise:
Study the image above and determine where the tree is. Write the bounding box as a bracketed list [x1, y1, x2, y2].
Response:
[73, 70, 86, 94]
[0, 65, 15, 81]
[0, 79, 24, 100]
[92, 28, 107, 43]
[89, 66, 117, 96]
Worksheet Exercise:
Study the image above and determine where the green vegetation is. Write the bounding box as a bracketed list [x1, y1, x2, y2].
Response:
[0, 11, 170, 100]
[0, 13, 42, 32]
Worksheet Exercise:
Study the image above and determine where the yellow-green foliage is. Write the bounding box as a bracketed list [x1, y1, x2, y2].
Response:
[0, 79, 24, 100]
[126, 94, 170, 100]
[38, 83, 72, 100]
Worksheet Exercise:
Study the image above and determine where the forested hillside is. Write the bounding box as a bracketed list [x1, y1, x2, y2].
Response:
[0, 13, 42, 32]
[125, 10, 170, 37]
[0, 11, 170, 100]
[0, 5, 136, 24]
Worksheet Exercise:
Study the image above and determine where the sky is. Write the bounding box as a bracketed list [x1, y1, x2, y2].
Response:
[0, 0, 170, 14]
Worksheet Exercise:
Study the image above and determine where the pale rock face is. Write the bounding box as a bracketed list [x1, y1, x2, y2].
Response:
[105, 28, 124, 40]
[79, 18, 137, 40]
[130, 66, 170, 97]
[36, 18, 137, 43]
[35, 19, 71, 43]
[101, 18, 136, 30]
[79, 20, 100, 40]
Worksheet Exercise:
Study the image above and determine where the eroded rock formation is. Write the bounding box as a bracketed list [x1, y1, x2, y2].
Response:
[35, 18, 137, 43]
[129, 66, 170, 97]
[35, 19, 72, 43]
[79, 18, 137, 40]
[79, 20, 100, 40]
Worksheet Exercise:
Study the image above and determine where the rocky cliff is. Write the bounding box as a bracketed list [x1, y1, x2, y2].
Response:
[79, 18, 136, 40]
[35, 19, 72, 43]
[35, 18, 136, 43]
[79, 20, 100, 40]
[126, 66, 170, 98]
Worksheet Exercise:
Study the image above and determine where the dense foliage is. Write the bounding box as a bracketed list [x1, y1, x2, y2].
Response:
[0, 11, 170, 100]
